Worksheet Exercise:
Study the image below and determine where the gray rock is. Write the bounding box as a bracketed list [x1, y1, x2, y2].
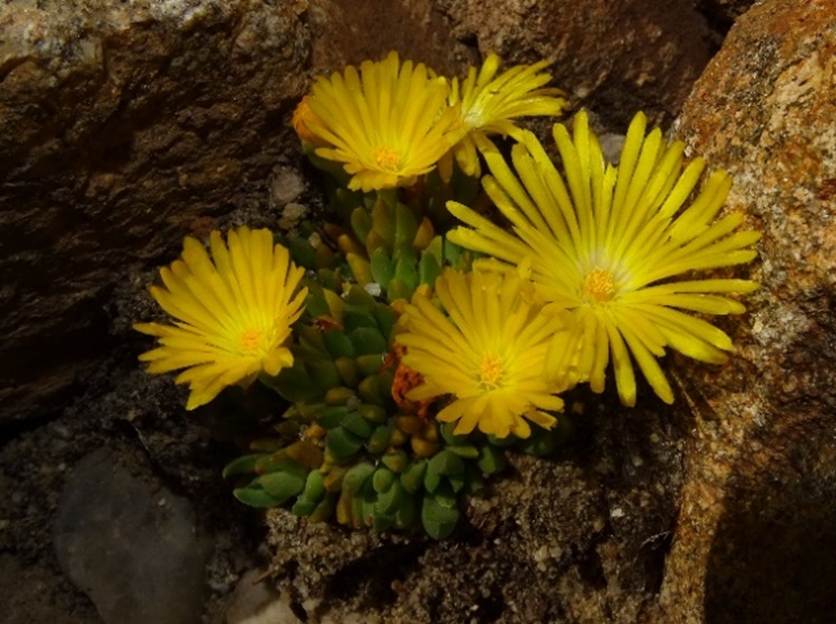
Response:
[54, 449, 209, 624]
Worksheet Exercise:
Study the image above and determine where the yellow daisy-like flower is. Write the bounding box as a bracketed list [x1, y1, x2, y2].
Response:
[441, 53, 566, 179]
[397, 268, 566, 438]
[447, 111, 760, 406]
[291, 95, 325, 146]
[302, 51, 465, 192]
[134, 227, 308, 411]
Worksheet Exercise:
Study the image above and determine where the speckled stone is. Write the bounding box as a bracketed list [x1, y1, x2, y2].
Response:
[660, 1, 836, 622]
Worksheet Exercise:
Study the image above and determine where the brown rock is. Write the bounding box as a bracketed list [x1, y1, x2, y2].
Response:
[306, 0, 722, 129]
[699, 0, 758, 24]
[661, 0, 836, 622]
[308, 0, 476, 76]
[434, 0, 717, 127]
[0, 0, 309, 424]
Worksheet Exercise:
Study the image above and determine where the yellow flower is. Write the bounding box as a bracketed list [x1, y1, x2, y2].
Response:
[302, 51, 465, 192]
[397, 268, 566, 438]
[447, 111, 760, 406]
[134, 227, 308, 410]
[441, 53, 566, 179]
[291, 95, 325, 146]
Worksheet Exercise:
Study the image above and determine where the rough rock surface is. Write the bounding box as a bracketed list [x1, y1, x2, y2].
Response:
[307, 0, 477, 77]
[433, 0, 718, 127]
[0, 0, 309, 424]
[54, 448, 209, 624]
[661, 0, 836, 622]
[699, 0, 758, 24]
[267, 398, 686, 623]
[295, 0, 733, 128]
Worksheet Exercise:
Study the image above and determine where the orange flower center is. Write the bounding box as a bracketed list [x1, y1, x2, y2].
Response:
[239, 328, 265, 352]
[374, 147, 401, 171]
[479, 353, 504, 389]
[582, 268, 616, 303]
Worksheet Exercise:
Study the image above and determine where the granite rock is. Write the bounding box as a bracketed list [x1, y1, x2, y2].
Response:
[660, 0, 836, 622]
[433, 0, 718, 127]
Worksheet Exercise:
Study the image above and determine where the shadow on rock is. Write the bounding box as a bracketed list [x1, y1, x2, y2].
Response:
[704, 420, 836, 623]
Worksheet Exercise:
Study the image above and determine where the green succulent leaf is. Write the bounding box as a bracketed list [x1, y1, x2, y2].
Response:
[477, 445, 507, 476]
[358, 374, 386, 406]
[394, 202, 418, 249]
[357, 403, 387, 424]
[285, 234, 317, 269]
[318, 405, 350, 429]
[233, 486, 282, 508]
[255, 466, 307, 504]
[418, 251, 441, 287]
[448, 445, 480, 459]
[344, 310, 378, 332]
[372, 304, 397, 341]
[324, 331, 356, 358]
[335, 356, 359, 386]
[375, 480, 403, 516]
[351, 206, 372, 242]
[291, 499, 317, 517]
[421, 494, 460, 539]
[261, 363, 320, 403]
[385, 278, 410, 301]
[381, 449, 408, 473]
[394, 256, 419, 294]
[301, 470, 326, 503]
[309, 494, 336, 523]
[366, 424, 393, 455]
[343, 462, 375, 494]
[350, 327, 387, 355]
[326, 426, 364, 461]
[222, 454, 261, 479]
[342, 411, 373, 438]
[356, 354, 384, 376]
[395, 493, 418, 529]
[370, 247, 395, 286]
[306, 359, 341, 392]
[372, 467, 395, 494]
[400, 459, 428, 494]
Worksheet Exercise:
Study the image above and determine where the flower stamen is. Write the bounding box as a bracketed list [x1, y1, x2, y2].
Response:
[239, 328, 265, 352]
[374, 147, 401, 171]
[479, 353, 504, 389]
[582, 268, 616, 303]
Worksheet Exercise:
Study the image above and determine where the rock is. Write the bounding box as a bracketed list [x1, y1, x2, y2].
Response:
[434, 0, 718, 127]
[0, 555, 100, 624]
[0, 0, 309, 425]
[225, 569, 278, 623]
[660, 1, 836, 622]
[54, 448, 210, 624]
[267, 402, 685, 623]
[699, 0, 758, 25]
[306, 0, 722, 129]
[270, 165, 307, 208]
[307, 0, 476, 76]
[226, 571, 302, 624]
